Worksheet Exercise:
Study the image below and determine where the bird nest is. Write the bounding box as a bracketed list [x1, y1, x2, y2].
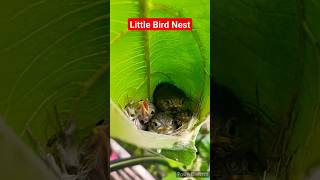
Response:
[122, 83, 196, 136]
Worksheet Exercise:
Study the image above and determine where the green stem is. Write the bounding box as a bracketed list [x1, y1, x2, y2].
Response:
[110, 156, 180, 171]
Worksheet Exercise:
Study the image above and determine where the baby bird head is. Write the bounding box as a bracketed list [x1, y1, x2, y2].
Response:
[149, 112, 176, 135]
[124, 101, 138, 120]
[156, 97, 185, 113]
[137, 100, 155, 123]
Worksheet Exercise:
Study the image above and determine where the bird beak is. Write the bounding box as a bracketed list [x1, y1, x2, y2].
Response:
[139, 101, 149, 116]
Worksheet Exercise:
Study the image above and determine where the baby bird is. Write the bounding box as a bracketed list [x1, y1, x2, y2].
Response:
[153, 83, 188, 113]
[173, 110, 192, 128]
[124, 101, 145, 130]
[137, 100, 156, 123]
[124, 99, 155, 130]
[124, 101, 137, 120]
[148, 112, 176, 135]
[152, 83, 193, 135]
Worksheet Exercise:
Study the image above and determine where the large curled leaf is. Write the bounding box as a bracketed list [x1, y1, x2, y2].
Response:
[110, 0, 209, 165]
[0, 0, 109, 143]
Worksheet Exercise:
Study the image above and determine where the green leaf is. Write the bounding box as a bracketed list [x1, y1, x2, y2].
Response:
[0, 119, 58, 180]
[161, 146, 197, 166]
[0, 0, 109, 143]
[110, 0, 209, 165]
[163, 171, 178, 180]
[110, 0, 210, 121]
[197, 134, 210, 159]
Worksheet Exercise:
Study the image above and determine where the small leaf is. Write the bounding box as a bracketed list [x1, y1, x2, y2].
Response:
[161, 146, 197, 166]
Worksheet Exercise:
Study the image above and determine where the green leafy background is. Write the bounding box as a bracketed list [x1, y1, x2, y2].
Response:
[214, 0, 320, 178]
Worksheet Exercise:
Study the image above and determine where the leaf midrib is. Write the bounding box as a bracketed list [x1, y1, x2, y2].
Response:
[139, 0, 151, 98]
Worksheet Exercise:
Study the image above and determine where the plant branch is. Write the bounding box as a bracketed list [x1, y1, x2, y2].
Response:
[110, 156, 180, 172]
